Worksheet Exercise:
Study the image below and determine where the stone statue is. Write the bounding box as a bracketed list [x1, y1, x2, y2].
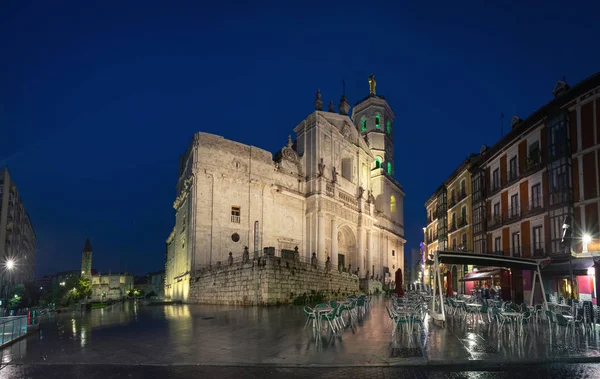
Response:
[325, 256, 331, 271]
[228, 252, 233, 266]
[294, 246, 300, 262]
[356, 267, 360, 276]
[348, 264, 352, 274]
[369, 190, 375, 204]
[243, 246, 249, 263]
[311, 252, 317, 268]
[332, 167, 338, 183]
[357, 186, 364, 199]
[368, 73, 376, 96]
[318, 158, 325, 177]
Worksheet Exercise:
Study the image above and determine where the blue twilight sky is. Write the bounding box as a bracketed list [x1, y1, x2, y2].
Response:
[1, 1, 599, 276]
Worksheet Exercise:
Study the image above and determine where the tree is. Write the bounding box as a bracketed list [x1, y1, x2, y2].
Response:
[77, 277, 92, 301]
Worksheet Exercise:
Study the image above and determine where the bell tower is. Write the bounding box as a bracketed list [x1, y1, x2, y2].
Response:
[351, 73, 396, 176]
[81, 238, 92, 279]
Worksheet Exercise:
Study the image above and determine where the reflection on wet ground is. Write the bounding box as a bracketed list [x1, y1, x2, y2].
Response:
[1, 297, 600, 365]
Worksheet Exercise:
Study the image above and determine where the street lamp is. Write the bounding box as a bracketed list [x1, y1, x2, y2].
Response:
[1, 259, 16, 311]
[583, 234, 592, 254]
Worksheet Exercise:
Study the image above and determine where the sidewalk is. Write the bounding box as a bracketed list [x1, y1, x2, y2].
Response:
[1, 297, 600, 366]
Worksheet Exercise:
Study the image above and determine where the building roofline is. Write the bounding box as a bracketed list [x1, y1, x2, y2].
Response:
[482, 72, 600, 164]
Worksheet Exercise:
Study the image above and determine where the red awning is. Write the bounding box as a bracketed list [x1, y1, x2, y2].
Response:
[460, 269, 502, 282]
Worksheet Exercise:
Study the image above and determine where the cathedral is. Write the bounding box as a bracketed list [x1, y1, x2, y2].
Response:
[165, 75, 405, 301]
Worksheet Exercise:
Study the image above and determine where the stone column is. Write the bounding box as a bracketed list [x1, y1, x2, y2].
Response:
[331, 218, 339, 270]
[318, 212, 326, 263]
[366, 230, 372, 279]
[357, 227, 364, 276]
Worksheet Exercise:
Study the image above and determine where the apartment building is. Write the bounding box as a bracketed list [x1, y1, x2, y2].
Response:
[424, 155, 480, 293]
[0, 168, 36, 288]
[425, 72, 600, 304]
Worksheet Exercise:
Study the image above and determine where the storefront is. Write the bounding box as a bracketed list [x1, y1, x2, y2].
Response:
[541, 258, 596, 304]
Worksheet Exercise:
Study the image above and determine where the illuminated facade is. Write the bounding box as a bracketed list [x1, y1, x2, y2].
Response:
[165, 76, 406, 301]
[425, 72, 600, 303]
[424, 156, 480, 293]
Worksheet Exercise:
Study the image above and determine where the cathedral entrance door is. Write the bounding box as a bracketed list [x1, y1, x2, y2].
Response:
[337, 225, 357, 272]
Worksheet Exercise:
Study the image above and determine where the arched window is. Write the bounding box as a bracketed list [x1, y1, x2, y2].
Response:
[375, 157, 382, 169]
[387, 162, 392, 175]
[387, 121, 392, 134]
[375, 115, 381, 128]
[390, 195, 396, 213]
[361, 118, 367, 131]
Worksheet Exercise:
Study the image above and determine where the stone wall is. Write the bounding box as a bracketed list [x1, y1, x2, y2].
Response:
[187, 257, 361, 305]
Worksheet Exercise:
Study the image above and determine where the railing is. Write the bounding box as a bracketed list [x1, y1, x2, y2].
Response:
[457, 216, 468, 228]
[524, 196, 544, 217]
[338, 191, 358, 210]
[231, 215, 240, 223]
[449, 243, 468, 252]
[193, 249, 366, 278]
[489, 182, 501, 196]
[0, 316, 28, 346]
[449, 221, 457, 232]
[507, 170, 519, 185]
[487, 214, 503, 230]
[525, 154, 543, 175]
[504, 205, 520, 223]
[485, 244, 549, 258]
[449, 195, 456, 207]
[426, 216, 433, 224]
[457, 190, 467, 201]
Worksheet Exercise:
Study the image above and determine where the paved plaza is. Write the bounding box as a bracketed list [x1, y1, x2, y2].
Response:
[2, 363, 600, 379]
[1, 297, 600, 368]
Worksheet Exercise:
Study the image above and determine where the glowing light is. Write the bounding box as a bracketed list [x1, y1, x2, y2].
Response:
[6, 259, 14, 270]
[583, 234, 592, 244]
[588, 267, 595, 276]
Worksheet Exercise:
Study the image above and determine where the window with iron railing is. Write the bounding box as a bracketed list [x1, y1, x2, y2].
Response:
[512, 231, 521, 257]
[492, 168, 500, 191]
[508, 156, 518, 183]
[494, 237, 502, 254]
[508, 194, 519, 220]
[533, 225, 544, 256]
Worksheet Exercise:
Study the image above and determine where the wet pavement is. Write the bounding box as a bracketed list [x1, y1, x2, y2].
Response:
[1, 297, 600, 367]
[2, 363, 600, 378]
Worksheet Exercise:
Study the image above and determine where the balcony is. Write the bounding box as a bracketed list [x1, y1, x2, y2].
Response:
[489, 182, 502, 196]
[506, 170, 519, 185]
[449, 221, 457, 233]
[487, 214, 503, 230]
[524, 196, 544, 217]
[525, 154, 543, 175]
[231, 215, 240, 223]
[449, 195, 457, 208]
[457, 189, 467, 202]
[457, 216, 468, 228]
[503, 206, 520, 224]
[450, 243, 468, 252]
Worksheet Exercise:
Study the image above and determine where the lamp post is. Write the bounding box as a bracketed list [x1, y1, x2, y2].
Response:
[1, 259, 16, 312]
[561, 215, 575, 301]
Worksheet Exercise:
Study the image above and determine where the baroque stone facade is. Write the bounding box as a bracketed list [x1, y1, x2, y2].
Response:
[165, 77, 406, 302]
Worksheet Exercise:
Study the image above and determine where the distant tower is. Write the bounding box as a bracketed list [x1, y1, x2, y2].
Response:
[81, 238, 92, 278]
[352, 73, 396, 176]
